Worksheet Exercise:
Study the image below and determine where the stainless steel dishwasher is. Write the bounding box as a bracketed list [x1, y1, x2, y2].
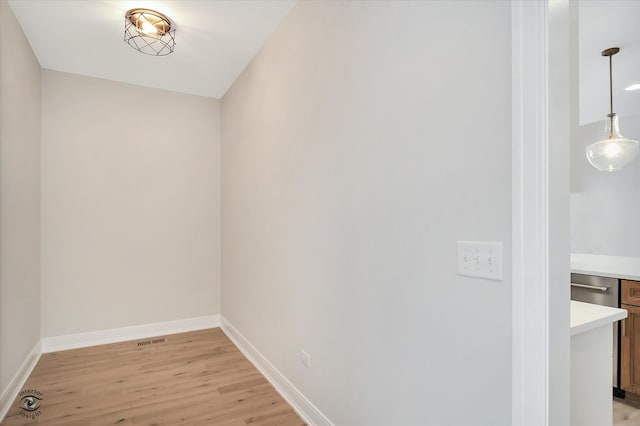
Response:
[570, 273, 622, 396]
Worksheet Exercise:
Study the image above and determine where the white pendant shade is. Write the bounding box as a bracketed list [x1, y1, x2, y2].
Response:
[586, 114, 640, 172]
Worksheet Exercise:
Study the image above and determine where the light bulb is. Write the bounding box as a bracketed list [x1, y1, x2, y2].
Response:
[140, 20, 158, 35]
[603, 142, 622, 158]
[586, 114, 640, 172]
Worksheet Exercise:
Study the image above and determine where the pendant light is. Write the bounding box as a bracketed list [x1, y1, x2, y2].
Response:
[586, 48, 639, 172]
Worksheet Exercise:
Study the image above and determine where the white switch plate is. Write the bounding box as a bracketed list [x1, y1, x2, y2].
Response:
[457, 241, 503, 281]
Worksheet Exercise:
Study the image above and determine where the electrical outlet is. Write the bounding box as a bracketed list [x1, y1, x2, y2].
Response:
[300, 350, 311, 368]
[457, 241, 503, 281]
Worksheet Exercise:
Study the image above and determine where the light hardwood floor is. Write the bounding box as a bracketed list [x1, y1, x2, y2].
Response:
[1, 328, 305, 426]
[614, 399, 640, 426]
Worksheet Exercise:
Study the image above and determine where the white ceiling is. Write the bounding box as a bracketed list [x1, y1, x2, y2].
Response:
[7, 0, 296, 99]
[579, 0, 640, 125]
[8, 0, 639, 116]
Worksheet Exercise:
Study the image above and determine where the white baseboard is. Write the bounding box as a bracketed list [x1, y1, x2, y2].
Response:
[220, 316, 333, 426]
[0, 340, 42, 423]
[41, 315, 220, 353]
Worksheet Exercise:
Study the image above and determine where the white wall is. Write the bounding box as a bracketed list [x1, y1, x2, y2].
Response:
[571, 114, 640, 257]
[0, 0, 41, 395]
[41, 71, 221, 337]
[221, 1, 512, 424]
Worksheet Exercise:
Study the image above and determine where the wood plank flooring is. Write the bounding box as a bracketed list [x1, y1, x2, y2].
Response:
[614, 398, 640, 426]
[1, 328, 305, 426]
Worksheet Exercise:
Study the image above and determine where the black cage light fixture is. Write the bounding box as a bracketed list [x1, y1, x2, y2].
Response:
[124, 8, 176, 56]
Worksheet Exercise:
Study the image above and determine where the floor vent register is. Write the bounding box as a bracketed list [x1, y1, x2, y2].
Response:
[136, 337, 167, 347]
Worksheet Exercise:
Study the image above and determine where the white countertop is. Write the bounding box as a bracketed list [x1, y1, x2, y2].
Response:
[571, 253, 640, 281]
[571, 300, 627, 336]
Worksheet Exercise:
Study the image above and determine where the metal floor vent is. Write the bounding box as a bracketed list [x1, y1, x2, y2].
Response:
[136, 337, 167, 347]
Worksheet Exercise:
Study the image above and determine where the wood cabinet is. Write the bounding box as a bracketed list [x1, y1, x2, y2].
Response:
[622, 280, 640, 306]
[621, 280, 640, 394]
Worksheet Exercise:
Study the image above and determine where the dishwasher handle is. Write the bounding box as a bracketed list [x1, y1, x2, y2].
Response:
[570, 282, 609, 292]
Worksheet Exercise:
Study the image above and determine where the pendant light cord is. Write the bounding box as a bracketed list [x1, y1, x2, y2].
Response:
[609, 54, 614, 138]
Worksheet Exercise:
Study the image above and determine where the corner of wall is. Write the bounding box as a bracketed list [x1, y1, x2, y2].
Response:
[0, 341, 41, 423]
[220, 317, 334, 426]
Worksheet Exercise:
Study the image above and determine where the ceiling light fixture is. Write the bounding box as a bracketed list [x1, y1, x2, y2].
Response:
[625, 84, 640, 91]
[586, 47, 639, 172]
[124, 8, 176, 56]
